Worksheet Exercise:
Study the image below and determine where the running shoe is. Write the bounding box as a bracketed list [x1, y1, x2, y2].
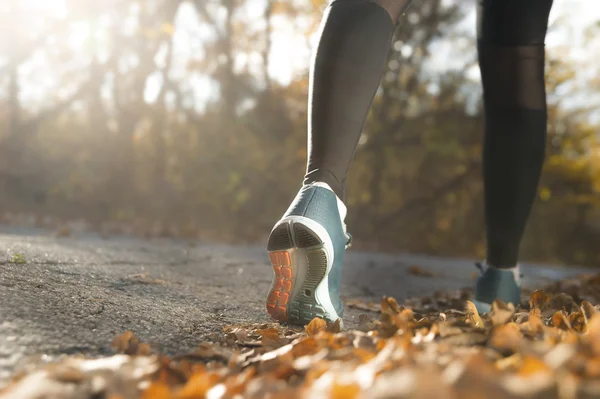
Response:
[473, 262, 522, 313]
[266, 183, 351, 326]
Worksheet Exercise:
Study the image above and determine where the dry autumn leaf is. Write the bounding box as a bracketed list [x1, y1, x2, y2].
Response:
[489, 299, 515, 326]
[519, 356, 551, 376]
[407, 265, 435, 277]
[465, 301, 484, 328]
[529, 290, 550, 310]
[140, 382, 172, 399]
[552, 310, 573, 331]
[111, 331, 151, 356]
[305, 318, 328, 337]
[10, 273, 600, 399]
[178, 371, 220, 399]
[489, 322, 522, 354]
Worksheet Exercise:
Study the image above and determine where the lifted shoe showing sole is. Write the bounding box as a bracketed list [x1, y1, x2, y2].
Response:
[265, 185, 348, 327]
[267, 217, 338, 325]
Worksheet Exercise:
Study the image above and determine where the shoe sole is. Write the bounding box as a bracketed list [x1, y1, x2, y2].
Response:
[266, 216, 341, 326]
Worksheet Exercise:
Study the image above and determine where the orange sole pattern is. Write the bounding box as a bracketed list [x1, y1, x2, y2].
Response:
[266, 250, 294, 322]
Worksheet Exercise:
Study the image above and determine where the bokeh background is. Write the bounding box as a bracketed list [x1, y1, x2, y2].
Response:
[2, 0, 600, 265]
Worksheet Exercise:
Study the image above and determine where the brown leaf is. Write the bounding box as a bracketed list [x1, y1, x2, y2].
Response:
[47, 365, 86, 383]
[489, 299, 515, 326]
[141, 382, 173, 399]
[327, 319, 342, 333]
[111, 331, 149, 356]
[465, 301, 484, 328]
[356, 314, 376, 332]
[586, 314, 600, 355]
[529, 290, 550, 310]
[381, 296, 402, 315]
[521, 313, 545, 337]
[407, 265, 435, 277]
[391, 310, 414, 336]
[178, 371, 220, 399]
[291, 337, 320, 357]
[258, 328, 289, 350]
[495, 353, 522, 372]
[568, 310, 587, 333]
[305, 318, 328, 337]
[226, 326, 248, 342]
[585, 358, 600, 378]
[519, 356, 551, 376]
[346, 299, 381, 313]
[489, 323, 522, 353]
[582, 300, 597, 324]
[548, 293, 577, 313]
[552, 311, 572, 331]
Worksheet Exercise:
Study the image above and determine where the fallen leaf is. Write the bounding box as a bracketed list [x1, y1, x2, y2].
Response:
[552, 311, 573, 331]
[489, 323, 522, 354]
[141, 382, 173, 399]
[519, 356, 551, 376]
[581, 301, 597, 324]
[178, 371, 220, 399]
[111, 331, 151, 356]
[489, 300, 515, 326]
[291, 337, 319, 357]
[331, 381, 361, 399]
[327, 319, 342, 334]
[381, 296, 402, 315]
[305, 318, 327, 337]
[495, 353, 522, 372]
[356, 314, 376, 332]
[258, 328, 289, 350]
[407, 265, 435, 277]
[346, 299, 381, 313]
[548, 293, 576, 313]
[529, 290, 549, 310]
[520, 313, 545, 337]
[465, 301, 484, 328]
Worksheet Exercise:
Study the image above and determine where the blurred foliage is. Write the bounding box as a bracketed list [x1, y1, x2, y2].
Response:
[1, 0, 600, 266]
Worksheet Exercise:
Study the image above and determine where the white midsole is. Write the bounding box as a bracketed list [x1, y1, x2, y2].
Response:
[272, 215, 341, 324]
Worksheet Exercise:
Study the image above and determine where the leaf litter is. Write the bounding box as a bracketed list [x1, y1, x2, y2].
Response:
[5, 273, 600, 398]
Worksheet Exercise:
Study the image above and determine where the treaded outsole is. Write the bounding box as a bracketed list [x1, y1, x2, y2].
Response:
[266, 221, 331, 325]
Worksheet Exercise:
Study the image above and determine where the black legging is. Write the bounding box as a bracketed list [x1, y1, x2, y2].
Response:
[303, 0, 553, 268]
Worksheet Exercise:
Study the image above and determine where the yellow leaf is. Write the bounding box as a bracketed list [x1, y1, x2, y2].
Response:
[465, 300, 484, 328]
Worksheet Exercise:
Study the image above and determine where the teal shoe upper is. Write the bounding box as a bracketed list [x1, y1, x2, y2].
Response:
[283, 185, 347, 316]
[474, 263, 521, 309]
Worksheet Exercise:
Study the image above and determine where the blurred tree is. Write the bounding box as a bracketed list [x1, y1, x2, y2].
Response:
[0, 0, 599, 266]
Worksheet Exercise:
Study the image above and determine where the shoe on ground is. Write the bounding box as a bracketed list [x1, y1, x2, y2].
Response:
[473, 262, 522, 313]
